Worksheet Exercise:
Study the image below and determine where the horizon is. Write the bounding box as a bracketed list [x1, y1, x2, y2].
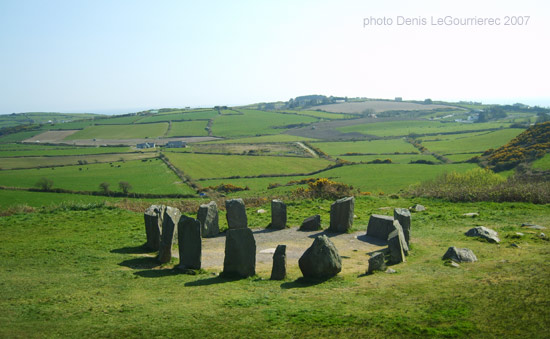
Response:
[1, 0, 549, 114]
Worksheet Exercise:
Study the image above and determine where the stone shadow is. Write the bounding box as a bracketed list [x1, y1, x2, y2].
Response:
[356, 234, 387, 246]
[307, 230, 343, 239]
[118, 256, 159, 270]
[111, 244, 152, 254]
[134, 269, 180, 278]
[184, 275, 240, 287]
[280, 277, 331, 289]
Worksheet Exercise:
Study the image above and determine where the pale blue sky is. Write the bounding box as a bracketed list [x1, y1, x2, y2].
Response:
[1, 0, 549, 114]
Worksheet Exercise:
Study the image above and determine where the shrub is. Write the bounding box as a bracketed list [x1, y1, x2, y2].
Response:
[99, 182, 110, 194]
[119, 181, 132, 194]
[35, 177, 54, 191]
[293, 178, 356, 200]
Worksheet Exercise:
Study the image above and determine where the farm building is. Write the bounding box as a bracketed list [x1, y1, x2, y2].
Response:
[165, 140, 187, 148]
[137, 142, 156, 149]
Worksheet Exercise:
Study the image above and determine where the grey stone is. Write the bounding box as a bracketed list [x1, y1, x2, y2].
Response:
[387, 228, 406, 264]
[385, 268, 396, 274]
[158, 206, 181, 264]
[465, 226, 500, 243]
[366, 214, 395, 240]
[144, 204, 165, 250]
[225, 198, 248, 229]
[270, 245, 286, 280]
[222, 228, 256, 278]
[367, 252, 386, 274]
[197, 201, 219, 238]
[394, 208, 411, 245]
[328, 197, 354, 233]
[511, 243, 520, 248]
[270, 200, 287, 230]
[392, 220, 409, 256]
[300, 215, 321, 231]
[298, 235, 342, 279]
[449, 261, 460, 268]
[177, 215, 202, 270]
[410, 204, 426, 212]
[521, 223, 546, 230]
[442, 247, 477, 263]
[463, 212, 479, 217]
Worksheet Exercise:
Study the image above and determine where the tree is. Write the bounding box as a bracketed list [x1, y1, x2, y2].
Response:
[119, 181, 132, 194]
[99, 182, 110, 195]
[35, 177, 54, 191]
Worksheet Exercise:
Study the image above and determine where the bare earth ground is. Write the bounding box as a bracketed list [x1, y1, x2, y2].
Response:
[23, 130, 220, 146]
[315, 101, 459, 114]
[173, 227, 387, 276]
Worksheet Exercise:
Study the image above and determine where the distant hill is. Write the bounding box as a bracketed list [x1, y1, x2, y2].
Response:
[0, 112, 102, 129]
[479, 121, 550, 171]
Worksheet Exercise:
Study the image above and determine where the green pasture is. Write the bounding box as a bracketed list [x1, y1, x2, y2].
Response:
[532, 153, 550, 170]
[93, 115, 143, 125]
[338, 120, 510, 137]
[0, 189, 125, 208]
[165, 153, 332, 179]
[165, 121, 208, 137]
[286, 110, 351, 120]
[422, 129, 525, 154]
[313, 139, 417, 155]
[0, 153, 156, 170]
[0, 159, 194, 195]
[444, 153, 481, 162]
[0, 198, 548, 337]
[41, 120, 97, 130]
[202, 134, 317, 144]
[338, 154, 439, 164]
[0, 146, 133, 157]
[0, 130, 44, 143]
[198, 175, 308, 197]
[211, 109, 318, 137]
[65, 123, 169, 140]
[136, 110, 218, 123]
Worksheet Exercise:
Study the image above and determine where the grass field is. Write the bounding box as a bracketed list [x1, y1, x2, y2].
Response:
[0, 189, 127, 208]
[338, 154, 439, 164]
[0, 146, 134, 157]
[0, 158, 195, 195]
[338, 120, 510, 137]
[202, 134, 318, 144]
[444, 153, 481, 162]
[165, 153, 332, 179]
[136, 110, 218, 123]
[211, 110, 318, 137]
[421, 129, 525, 154]
[532, 153, 550, 170]
[313, 139, 417, 155]
[93, 115, 143, 125]
[165, 121, 208, 137]
[0, 153, 156, 169]
[0, 197, 548, 337]
[286, 110, 351, 120]
[0, 130, 44, 143]
[65, 123, 169, 140]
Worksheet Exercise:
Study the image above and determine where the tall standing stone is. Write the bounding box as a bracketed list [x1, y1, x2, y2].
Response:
[197, 201, 219, 238]
[144, 204, 165, 250]
[394, 208, 411, 245]
[392, 220, 409, 256]
[178, 215, 202, 270]
[366, 214, 395, 240]
[222, 228, 256, 278]
[270, 200, 287, 229]
[270, 245, 286, 280]
[158, 206, 181, 264]
[387, 228, 406, 264]
[298, 235, 342, 279]
[328, 196, 354, 233]
[225, 198, 248, 229]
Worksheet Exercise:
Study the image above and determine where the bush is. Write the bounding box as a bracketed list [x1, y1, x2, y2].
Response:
[119, 181, 132, 194]
[35, 177, 54, 191]
[293, 178, 356, 200]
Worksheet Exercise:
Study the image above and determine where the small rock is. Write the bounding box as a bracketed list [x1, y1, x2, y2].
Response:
[442, 247, 477, 263]
[540, 233, 546, 238]
[353, 214, 358, 219]
[257, 209, 266, 214]
[378, 207, 391, 210]
[367, 252, 386, 274]
[465, 226, 500, 243]
[300, 215, 321, 231]
[511, 243, 520, 248]
[385, 268, 396, 274]
[521, 223, 546, 230]
[410, 204, 426, 212]
[259, 248, 276, 254]
[463, 212, 479, 217]
[450, 261, 460, 268]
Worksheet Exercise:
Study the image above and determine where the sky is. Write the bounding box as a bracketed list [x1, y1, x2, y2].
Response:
[1, 0, 549, 114]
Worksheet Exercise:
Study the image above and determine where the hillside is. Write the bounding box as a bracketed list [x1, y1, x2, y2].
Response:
[480, 121, 550, 171]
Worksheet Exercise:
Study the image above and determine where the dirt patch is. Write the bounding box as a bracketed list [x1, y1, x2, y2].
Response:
[24, 130, 79, 143]
[315, 101, 458, 114]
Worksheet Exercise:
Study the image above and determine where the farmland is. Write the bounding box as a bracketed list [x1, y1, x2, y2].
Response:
[65, 123, 169, 140]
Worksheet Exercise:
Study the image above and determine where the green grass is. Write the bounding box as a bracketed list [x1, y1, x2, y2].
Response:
[65, 123, 168, 140]
[338, 154, 439, 164]
[165, 153, 332, 179]
[93, 115, 143, 125]
[445, 153, 481, 162]
[165, 121, 208, 137]
[198, 176, 308, 197]
[202, 134, 317, 144]
[0, 189, 127, 208]
[422, 129, 525, 154]
[532, 153, 550, 170]
[313, 139, 417, 155]
[0, 130, 44, 143]
[136, 110, 218, 123]
[286, 110, 351, 120]
[338, 120, 510, 137]
[0, 159, 195, 194]
[211, 109, 318, 137]
[0, 197, 548, 337]
[0, 153, 156, 169]
[0, 146, 133, 157]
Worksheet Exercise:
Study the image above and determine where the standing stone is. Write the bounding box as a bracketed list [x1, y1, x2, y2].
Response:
[442, 247, 477, 263]
[225, 198, 248, 229]
[270, 200, 287, 229]
[367, 252, 386, 274]
[300, 215, 322, 231]
[270, 245, 286, 280]
[328, 196, 355, 233]
[394, 208, 411, 245]
[298, 235, 342, 279]
[465, 226, 500, 243]
[158, 206, 181, 264]
[144, 204, 165, 250]
[197, 201, 219, 238]
[392, 220, 409, 256]
[366, 214, 395, 240]
[178, 215, 202, 270]
[222, 228, 256, 278]
[387, 228, 406, 264]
